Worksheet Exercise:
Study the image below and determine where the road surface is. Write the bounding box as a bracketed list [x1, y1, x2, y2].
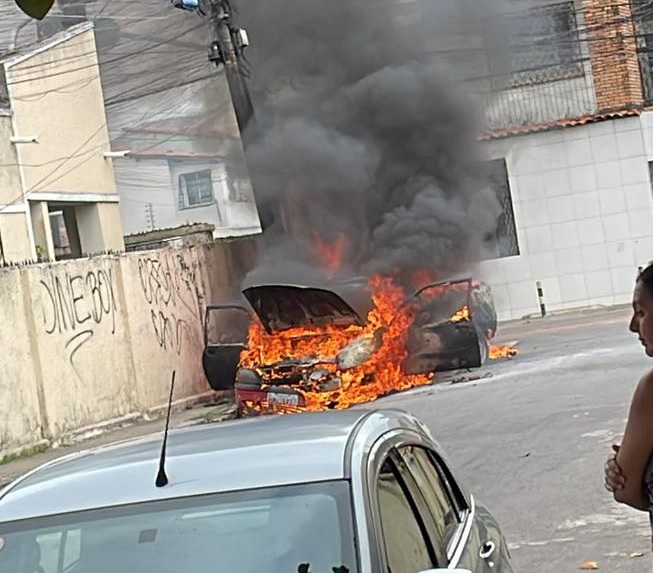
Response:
[379, 306, 651, 572]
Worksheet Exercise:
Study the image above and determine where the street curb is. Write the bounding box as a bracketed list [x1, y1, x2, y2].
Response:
[498, 303, 630, 328]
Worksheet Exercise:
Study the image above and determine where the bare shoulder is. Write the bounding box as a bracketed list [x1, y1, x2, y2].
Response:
[632, 369, 653, 410]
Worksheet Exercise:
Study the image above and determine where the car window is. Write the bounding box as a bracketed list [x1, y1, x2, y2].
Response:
[376, 458, 434, 573]
[0, 481, 356, 573]
[398, 446, 463, 555]
[35, 529, 81, 573]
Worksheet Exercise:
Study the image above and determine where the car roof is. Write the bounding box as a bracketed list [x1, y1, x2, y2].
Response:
[0, 408, 428, 523]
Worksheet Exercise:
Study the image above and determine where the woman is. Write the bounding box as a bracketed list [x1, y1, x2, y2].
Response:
[605, 262, 653, 519]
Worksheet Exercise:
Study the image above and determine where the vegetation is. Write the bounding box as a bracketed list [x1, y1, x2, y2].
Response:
[0, 443, 49, 466]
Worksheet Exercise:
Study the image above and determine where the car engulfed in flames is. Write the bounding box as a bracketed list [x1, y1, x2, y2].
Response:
[203, 275, 512, 416]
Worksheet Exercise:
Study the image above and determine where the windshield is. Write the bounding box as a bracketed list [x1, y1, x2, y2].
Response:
[0, 481, 357, 573]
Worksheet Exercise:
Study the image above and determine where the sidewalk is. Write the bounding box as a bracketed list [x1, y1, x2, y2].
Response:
[0, 399, 236, 489]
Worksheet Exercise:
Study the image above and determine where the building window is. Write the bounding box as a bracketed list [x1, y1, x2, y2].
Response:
[483, 159, 519, 259]
[496, 1, 583, 88]
[632, 0, 653, 104]
[178, 169, 215, 209]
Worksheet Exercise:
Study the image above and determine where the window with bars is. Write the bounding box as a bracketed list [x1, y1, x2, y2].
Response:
[495, 1, 583, 88]
[178, 169, 215, 210]
[483, 158, 519, 259]
[632, 0, 653, 104]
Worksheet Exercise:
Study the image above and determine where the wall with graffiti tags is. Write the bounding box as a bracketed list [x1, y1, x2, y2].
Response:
[123, 249, 207, 409]
[0, 238, 256, 454]
[27, 258, 137, 437]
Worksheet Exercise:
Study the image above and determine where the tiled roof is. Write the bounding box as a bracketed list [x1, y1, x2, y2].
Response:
[480, 108, 642, 140]
[125, 123, 239, 139]
[124, 149, 226, 159]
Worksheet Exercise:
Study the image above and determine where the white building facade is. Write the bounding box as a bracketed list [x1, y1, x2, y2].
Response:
[448, 0, 653, 320]
[477, 113, 653, 320]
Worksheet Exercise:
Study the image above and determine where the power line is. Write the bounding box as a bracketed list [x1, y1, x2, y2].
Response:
[0, 93, 235, 212]
[3, 19, 206, 86]
[4, 1, 650, 90]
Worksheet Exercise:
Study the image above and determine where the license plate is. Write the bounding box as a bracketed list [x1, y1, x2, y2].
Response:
[267, 392, 300, 406]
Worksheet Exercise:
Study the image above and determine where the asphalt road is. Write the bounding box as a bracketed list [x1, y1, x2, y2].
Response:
[378, 306, 652, 573]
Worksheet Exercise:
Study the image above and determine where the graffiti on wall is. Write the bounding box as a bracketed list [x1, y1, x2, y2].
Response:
[138, 252, 202, 355]
[40, 267, 117, 381]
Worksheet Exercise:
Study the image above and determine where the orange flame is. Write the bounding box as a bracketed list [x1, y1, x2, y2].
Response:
[451, 305, 470, 322]
[489, 344, 518, 359]
[239, 275, 516, 414]
[313, 233, 348, 277]
[240, 276, 432, 412]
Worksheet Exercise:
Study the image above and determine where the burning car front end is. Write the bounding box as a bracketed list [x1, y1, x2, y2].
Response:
[203, 276, 501, 416]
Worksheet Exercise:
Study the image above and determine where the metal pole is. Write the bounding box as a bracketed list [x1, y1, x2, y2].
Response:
[210, 1, 256, 141]
[536, 281, 546, 317]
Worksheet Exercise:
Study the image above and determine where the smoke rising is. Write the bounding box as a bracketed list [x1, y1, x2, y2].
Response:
[236, 0, 503, 284]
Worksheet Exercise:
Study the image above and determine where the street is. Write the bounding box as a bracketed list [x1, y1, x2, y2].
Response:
[379, 306, 651, 572]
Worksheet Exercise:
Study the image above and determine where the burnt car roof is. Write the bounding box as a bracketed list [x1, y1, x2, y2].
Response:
[242, 278, 374, 334]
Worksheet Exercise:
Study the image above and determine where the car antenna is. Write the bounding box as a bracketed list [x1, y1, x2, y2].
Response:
[155, 370, 176, 488]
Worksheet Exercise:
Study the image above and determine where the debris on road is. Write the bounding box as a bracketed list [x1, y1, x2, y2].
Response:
[629, 552, 645, 559]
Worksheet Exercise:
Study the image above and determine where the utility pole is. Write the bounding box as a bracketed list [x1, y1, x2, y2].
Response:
[207, 1, 256, 140]
[173, 0, 256, 143]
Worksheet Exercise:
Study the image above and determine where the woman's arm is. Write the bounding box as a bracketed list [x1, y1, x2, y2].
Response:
[614, 371, 653, 511]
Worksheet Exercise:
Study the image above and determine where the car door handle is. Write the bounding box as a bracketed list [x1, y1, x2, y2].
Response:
[479, 541, 496, 559]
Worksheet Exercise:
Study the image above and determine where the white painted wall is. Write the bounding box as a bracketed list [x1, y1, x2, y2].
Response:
[477, 114, 653, 321]
[115, 158, 261, 238]
[116, 159, 178, 234]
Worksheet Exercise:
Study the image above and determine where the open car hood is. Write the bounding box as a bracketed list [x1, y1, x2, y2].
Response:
[242, 282, 370, 334]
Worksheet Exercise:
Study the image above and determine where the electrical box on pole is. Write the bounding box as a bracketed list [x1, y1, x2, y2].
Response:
[172, 0, 255, 142]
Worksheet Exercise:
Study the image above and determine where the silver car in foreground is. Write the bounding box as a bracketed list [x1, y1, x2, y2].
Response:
[0, 409, 515, 573]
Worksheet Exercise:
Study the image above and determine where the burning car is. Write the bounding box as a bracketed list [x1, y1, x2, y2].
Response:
[203, 276, 503, 416]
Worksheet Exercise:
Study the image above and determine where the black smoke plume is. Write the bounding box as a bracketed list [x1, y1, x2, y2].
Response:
[236, 0, 502, 285]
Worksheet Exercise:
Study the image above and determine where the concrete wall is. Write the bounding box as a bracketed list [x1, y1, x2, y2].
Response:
[75, 202, 124, 253]
[0, 212, 32, 262]
[0, 24, 126, 259]
[478, 114, 653, 320]
[0, 238, 257, 454]
[0, 112, 32, 262]
[5, 25, 116, 197]
[0, 113, 22, 205]
[122, 249, 207, 409]
[0, 269, 44, 451]
[28, 258, 137, 436]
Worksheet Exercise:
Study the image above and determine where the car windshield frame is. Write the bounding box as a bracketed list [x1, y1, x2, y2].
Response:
[0, 480, 359, 573]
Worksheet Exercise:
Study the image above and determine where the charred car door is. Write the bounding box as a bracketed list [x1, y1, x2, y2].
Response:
[202, 305, 250, 391]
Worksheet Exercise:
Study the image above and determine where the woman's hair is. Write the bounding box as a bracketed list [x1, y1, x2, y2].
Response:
[638, 262, 653, 295]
